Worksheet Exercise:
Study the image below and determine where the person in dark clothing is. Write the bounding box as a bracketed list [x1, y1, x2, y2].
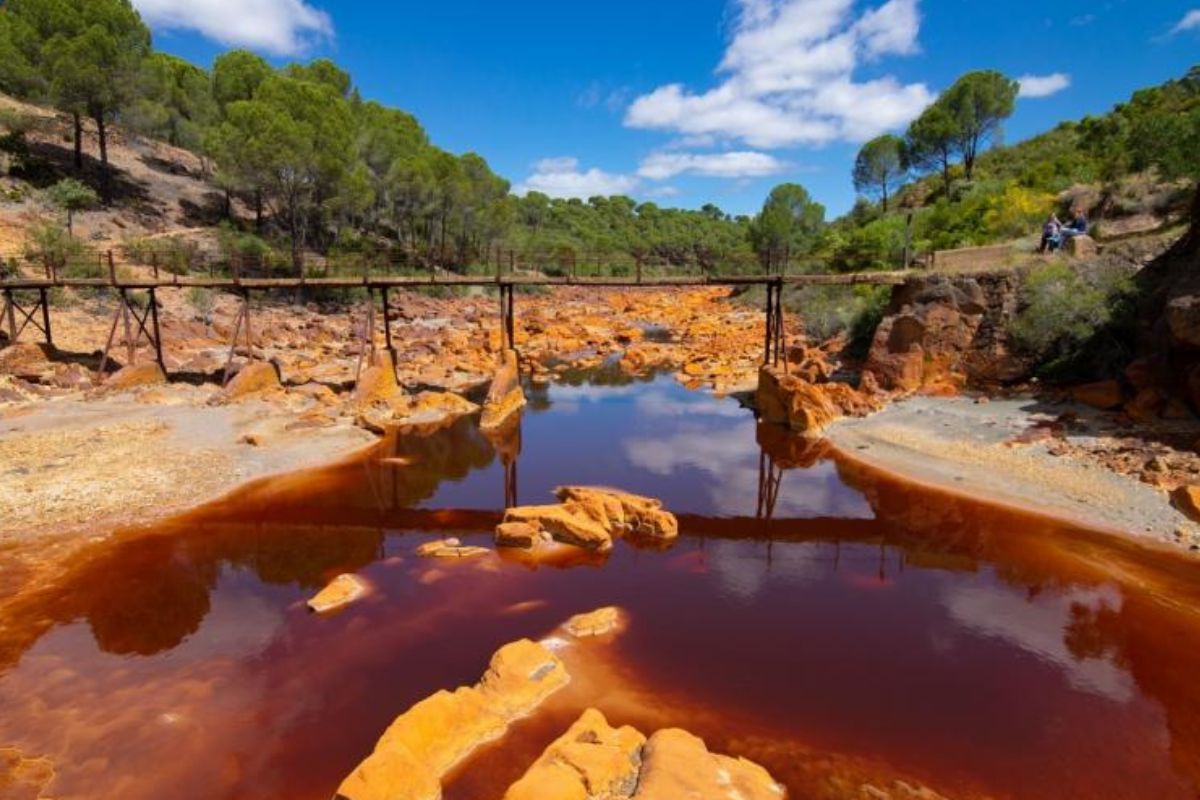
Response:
[1061, 208, 1089, 240]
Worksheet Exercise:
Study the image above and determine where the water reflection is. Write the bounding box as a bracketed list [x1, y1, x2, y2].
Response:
[2, 378, 1200, 800]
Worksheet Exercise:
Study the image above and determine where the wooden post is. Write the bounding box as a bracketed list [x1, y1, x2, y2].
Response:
[3, 289, 15, 343]
[148, 288, 164, 372]
[120, 289, 135, 366]
[39, 288, 52, 347]
[381, 286, 396, 370]
[151, 252, 159, 281]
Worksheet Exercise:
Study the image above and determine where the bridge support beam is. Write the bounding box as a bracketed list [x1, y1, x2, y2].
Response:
[97, 289, 165, 381]
[763, 279, 784, 367]
[498, 282, 515, 351]
[221, 291, 254, 386]
[1, 288, 53, 347]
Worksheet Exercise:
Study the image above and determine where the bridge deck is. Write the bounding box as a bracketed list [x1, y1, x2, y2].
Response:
[0, 271, 912, 291]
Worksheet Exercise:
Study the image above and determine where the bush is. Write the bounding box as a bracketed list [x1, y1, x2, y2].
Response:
[829, 215, 909, 272]
[786, 284, 891, 355]
[23, 222, 89, 276]
[1009, 262, 1136, 378]
[122, 236, 199, 275]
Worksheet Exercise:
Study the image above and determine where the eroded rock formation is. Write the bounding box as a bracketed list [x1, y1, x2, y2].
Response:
[755, 365, 881, 434]
[499, 487, 679, 553]
[480, 349, 526, 431]
[307, 573, 370, 614]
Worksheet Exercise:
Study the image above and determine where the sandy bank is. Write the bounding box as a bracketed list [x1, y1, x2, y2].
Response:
[0, 391, 375, 545]
[826, 395, 1200, 551]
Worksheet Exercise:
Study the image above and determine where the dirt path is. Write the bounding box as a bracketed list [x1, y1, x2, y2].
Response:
[826, 395, 1200, 550]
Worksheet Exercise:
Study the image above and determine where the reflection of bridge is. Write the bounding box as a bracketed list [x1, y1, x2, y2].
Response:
[1, 269, 909, 382]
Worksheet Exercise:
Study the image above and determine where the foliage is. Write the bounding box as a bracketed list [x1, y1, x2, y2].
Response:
[22, 220, 86, 273]
[125, 52, 217, 150]
[1009, 262, 1135, 372]
[785, 283, 890, 355]
[121, 235, 198, 275]
[46, 177, 97, 234]
[853, 135, 906, 212]
[748, 183, 824, 273]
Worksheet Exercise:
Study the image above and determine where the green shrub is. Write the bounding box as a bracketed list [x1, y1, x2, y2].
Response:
[23, 222, 89, 276]
[1009, 262, 1136, 378]
[785, 284, 891, 355]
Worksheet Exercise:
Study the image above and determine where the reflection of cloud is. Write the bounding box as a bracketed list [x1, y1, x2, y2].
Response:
[707, 539, 824, 601]
[623, 419, 873, 518]
[943, 582, 1134, 703]
[634, 389, 745, 418]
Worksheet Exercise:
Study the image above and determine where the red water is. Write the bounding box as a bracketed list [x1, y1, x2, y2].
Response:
[2, 377, 1199, 799]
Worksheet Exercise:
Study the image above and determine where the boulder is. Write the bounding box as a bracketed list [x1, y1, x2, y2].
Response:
[756, 366, 881, 434]
[399, 391, 480, 427]
[307, 574, 370, 614]
[1065, 234, 1098, 258]
[1172, 486, 1200, 524]
[1166, 295, 1200, 350]
[354, 350, 405, 410]
[502, 709, 645, 800]
[481, 349, 527, 431]
[563, 606, 624, 638]
[633, 728, 785, 800]
[554, 486, 679, 541]
[336, 639, 569, 800]
[217, 360, 280, 402]
[0, 342, 53, 381]
[495, 521, 541, 549]
[1071, 380, 1123, 411]
[415, 538, 489, 559]
[503, 504, 613, 552]
[103, 362, 167, 392]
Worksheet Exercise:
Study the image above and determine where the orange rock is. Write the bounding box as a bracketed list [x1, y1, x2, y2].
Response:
[634, 728, 785, 800]
[1124, 387, 1165, 423]
[503, 709, 645, 800]
[218, 361, 279, 401]
[1071, 380, 1123, 411]
[354, 350, 404, 410]
[401, 391, 479, 425]
[104, 361, 167, 392]
[503, 504, 614, 552]
[415, 539, 490, 559]
[307, 574, 369, 614]
[1172, 486, 1200, 523]
[481, 349, 527, 431]
[495, 521, 542, 549]
[0, 342, 53, 381]
[337, 639, 569, 800]
[562, 606, 624, 638]
[554, 486, 679, 541]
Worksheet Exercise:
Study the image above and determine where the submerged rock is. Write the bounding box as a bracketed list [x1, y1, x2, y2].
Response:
[307, 573, 369, 614]
[503, 709, 646, 800]
[480, 349, 527, 431]
[563, 606, 625, 638]
[336, 638, 569, 800]
[415, 539, 489, 559]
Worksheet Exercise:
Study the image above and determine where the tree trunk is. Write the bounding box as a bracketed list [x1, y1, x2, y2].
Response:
[254, 190, 263, 232]
[72, 113, 83, 170]
[94, 111, 110, 203]
[881, 182, 889, 214]
[66, 210, 73, 237]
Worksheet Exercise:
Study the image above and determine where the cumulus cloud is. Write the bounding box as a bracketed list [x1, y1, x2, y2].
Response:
[637, 151, 787, 180]
[513, 157, 639, 200]
[1017, 73, 1071, 99]
[132, 0, 333, 56]
[625, 0, 933, 148]
[1172, 9, 1200, 34]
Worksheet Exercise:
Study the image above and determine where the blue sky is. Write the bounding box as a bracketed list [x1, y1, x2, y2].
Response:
[138, 0, 1200, 217]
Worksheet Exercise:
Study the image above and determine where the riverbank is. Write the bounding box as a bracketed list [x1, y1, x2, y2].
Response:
[826, 394, 1200, 550]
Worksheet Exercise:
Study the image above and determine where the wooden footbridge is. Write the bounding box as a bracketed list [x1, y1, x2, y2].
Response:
[0, 263, 912, 383]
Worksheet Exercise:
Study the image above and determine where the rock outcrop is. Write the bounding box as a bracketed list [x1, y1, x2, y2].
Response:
[215, 360, 280, 402]
[634, 728, 785, 800]
[415, 538, 490, 559]
[336, 639, 570, 800]
[0, 342, 53, 381]
[480, 349, 526, 431]
[503, 504, 615, 552]
[307, 573, 370, 614]
[562, 606, 625, 638]
[862, 273, 1028, 393]
[554, 486, 679, 542]
[102, 361, 167, 392]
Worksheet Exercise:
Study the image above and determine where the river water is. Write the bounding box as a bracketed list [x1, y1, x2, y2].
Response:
[2, 375, 1199, 799]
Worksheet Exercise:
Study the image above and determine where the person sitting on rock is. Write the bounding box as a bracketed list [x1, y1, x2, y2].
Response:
[1038, 214, 1062, 254]
[1060, 208, 1089, 241]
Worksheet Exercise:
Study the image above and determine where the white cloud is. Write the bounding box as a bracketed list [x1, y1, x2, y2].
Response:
[513, 157, 639, 200]
[1172, 9, 1200, 34]
[132, 0, 333, 56]
[1017, 73, 1071, 99]
[645, 186, 682, 198]
[637, 151, 787, 180]
[625, 0, 933, 148]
